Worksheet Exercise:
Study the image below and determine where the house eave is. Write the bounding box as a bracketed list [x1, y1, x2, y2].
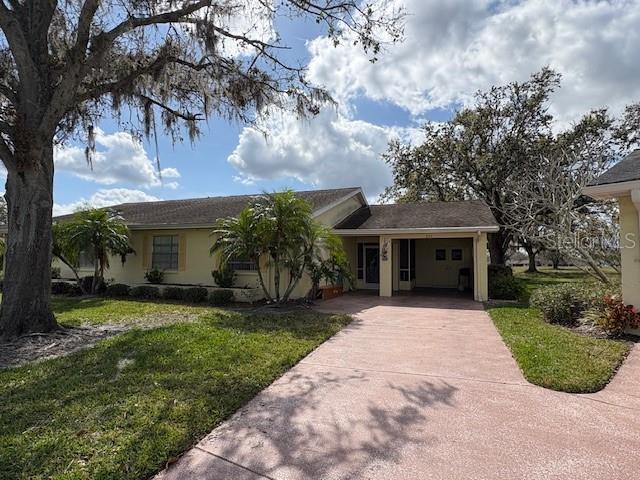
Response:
[333, 226, 500, 236]
[583, 180, 640, 199]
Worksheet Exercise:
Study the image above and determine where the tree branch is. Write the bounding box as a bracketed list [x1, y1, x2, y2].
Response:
[0, 136, 14, 168]
[0, 2, 39, 93]
[0, 83, 17, 105]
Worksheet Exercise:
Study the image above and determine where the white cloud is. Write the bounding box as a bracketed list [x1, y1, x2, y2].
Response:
[228, 108, 421, 200]
[53, 188, 160, 216]
[307, 0, 640, 123]
[54, 129, 180, 188]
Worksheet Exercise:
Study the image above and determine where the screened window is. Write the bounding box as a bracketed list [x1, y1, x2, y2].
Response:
[435, 249, 446, 261]
[399, 239, 416, 281]
[152, 235, 179, 270]
[228, 256, 257, 271]
[451, 248, 463, 261]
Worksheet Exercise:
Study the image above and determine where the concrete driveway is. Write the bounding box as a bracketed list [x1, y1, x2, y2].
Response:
[156, 293, 640, 480]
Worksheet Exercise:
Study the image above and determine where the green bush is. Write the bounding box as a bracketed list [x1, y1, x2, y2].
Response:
[488, 264, 513, 278]
[144, 268, 164, 284]
[212, 266, 235, 288]
[209, 289, 234, 306]
[489, 275, 525, 300]
[530, 282, 617, 326]
[51, 281, 73, 295]
[182, 287, 208, 303]
[81, 275, 106, 294]
[162, 286, 185, 300]
[130, 285, 160, 299]
[104, 283, 131, 298]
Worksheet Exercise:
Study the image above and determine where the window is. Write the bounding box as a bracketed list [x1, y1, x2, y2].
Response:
[78, 250, 94, 268]
[451, 248, 463, 261]
[152, 235, 179, 270]
[435, 249, 446, 261]
[228, 256, 257, 271]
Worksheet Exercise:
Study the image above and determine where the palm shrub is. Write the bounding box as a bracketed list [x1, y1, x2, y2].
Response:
[58, 209, 133, 293]
[212, 190, 351, 305]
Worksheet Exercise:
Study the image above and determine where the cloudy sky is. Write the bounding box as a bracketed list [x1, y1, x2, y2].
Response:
[46, 0, 640, 214]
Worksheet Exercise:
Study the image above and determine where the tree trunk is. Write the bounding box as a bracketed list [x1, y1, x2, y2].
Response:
[524, 244, 538, 273]
[552, 258, 560, 270]
[488, 230, 509, 265]
[0, 144, 57, 338]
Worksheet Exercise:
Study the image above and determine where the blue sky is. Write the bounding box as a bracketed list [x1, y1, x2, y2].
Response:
[50, 0, 640, 213]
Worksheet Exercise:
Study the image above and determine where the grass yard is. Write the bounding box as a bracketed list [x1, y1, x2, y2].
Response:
[0, 300, 350, 480]
[51, 296, 210, 327]
[488, 267, 630, 393]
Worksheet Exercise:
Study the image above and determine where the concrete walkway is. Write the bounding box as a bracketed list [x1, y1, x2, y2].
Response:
[156, 294, 640, 480]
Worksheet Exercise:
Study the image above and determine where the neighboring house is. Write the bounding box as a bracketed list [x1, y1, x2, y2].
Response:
[583, 149, 640, 333]
[23, 187, 500, 301]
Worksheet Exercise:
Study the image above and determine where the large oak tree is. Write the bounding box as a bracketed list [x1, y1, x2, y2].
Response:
[0, 0, 402, 337]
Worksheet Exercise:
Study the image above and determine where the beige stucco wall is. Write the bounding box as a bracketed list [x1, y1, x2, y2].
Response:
[414, 238, 473, 289]
[618, 195, 640, 335]
[57, 228, 261, 289]
[56, 194, 366, 300]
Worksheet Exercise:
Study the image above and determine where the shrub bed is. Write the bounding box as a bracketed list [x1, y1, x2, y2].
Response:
[531, 282, 619, 326]
[162, 286, 185, 301]
[182, 287, 209, 303]
[104, 283, 131, 298]
[209, 289, 234, 306]
[129, 285, 160, 299]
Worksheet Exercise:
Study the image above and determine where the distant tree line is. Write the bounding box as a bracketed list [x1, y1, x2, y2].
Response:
[383, 68, 638, 282]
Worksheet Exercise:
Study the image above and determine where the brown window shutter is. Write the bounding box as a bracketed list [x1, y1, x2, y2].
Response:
[178, 233, 187, 271]
[142, 234, 151, 269]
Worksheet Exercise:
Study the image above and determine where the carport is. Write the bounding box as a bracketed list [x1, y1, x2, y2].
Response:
[333, 201, 499, 302]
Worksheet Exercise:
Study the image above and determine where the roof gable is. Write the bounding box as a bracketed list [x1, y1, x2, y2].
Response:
[590, 150, 640, 186]
[334, 200, 498, 231]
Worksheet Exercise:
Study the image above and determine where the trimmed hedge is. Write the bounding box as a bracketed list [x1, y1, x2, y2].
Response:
[489, 275, 525, 300]
[182, 287, 208, 304]
[130, 285, 160, 299]
[162, 286, 184, 301]
[209, 289, 234, 306]
[104, 283, 131, 298]
[51, 281, 74, 295]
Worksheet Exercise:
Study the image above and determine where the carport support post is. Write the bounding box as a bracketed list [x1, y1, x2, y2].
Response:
[474, 232, 489, 301]
[379, 235, 393, 297]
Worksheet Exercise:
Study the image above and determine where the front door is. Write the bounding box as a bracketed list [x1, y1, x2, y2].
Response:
[364, 245, 380, 288]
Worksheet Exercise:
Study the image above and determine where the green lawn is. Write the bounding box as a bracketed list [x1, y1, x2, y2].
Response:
[51, 296, 210, 327]
[0, 301, 350, 480]
[488, 267, 630, 393]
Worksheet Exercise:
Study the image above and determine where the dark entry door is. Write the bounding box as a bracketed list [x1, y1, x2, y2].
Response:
[364, 246, 380, 285]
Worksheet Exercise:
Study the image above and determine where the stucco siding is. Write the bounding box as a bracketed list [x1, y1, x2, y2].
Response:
[619, 196, 640, 334]
[415, 238, 474, 289]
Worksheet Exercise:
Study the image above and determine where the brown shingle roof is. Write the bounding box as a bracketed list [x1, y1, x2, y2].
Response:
[55, 187, 361, 227]
[589, 150, 640, 186]
[334, 200, 498, 230]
